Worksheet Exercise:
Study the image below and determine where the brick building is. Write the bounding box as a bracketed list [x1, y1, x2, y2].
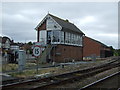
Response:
[35, 13, 84, 63]
[83, 36, 113, 59]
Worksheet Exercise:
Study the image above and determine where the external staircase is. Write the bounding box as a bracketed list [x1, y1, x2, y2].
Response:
[39, 44, 56, 63]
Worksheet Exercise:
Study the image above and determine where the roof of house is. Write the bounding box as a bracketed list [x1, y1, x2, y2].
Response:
[84, 36, 108, 47]
[49, 14, 84, 34]
[2, 36, 11, 44]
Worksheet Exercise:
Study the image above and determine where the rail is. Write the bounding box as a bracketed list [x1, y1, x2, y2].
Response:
[80, 71, 120, 90]
[1, 57, 119, 90]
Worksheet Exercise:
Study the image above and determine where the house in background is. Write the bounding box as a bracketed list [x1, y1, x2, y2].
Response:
[35, 13, 84, 63]
[10, 43, 20, 51]
[83, 36, 113, 59]
[2, 36, 12, 51]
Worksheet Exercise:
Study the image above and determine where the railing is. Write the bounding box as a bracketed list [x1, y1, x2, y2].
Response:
[39, 44, 56, 63]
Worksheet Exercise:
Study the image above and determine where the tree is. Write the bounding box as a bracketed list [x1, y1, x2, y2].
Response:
[113, 49, 120, 56]
[27, 41, 33, 45]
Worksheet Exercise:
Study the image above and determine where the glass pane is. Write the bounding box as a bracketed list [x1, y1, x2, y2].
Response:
[47, 31, 51, 44]
[77, 35, 79, 44]
[68, 32, 70, 43]
[72, 34, 74, 44]
[73, 34, 75, 44]
[65, 32, 68, 43]
[52, 31, 60, 42]
[61, 31, 64, 43]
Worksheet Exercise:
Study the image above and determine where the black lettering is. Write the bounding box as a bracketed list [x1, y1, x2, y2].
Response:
[35, 48, 39, 54]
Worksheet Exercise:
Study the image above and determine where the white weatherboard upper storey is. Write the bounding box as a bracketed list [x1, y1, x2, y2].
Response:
[35, 14, 62, 31]
[46, 15, 62, 30]
[36, 14, 83, 47]
[39, 30, 47, 45]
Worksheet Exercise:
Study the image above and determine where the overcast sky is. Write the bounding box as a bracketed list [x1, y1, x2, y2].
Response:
[1, 2, 118, 48]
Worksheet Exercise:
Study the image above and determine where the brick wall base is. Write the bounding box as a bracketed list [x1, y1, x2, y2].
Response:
[50, 44, 83, 63]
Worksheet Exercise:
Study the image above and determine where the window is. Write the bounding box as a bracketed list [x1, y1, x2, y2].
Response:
[52, 31, 60, 43]
[63, 32, 82, 46]
[47, 31, 51, 44]
[73, 34, 76, 44]
[65, 32, 69, 43]
[75, 35, 77, 44]
[71, 33, 74, 44]
[61, 31, 64, 43]
[77, 35, 79, 44]
[80, 36, 82, 45]
[68, 32, 71, 43]
[78, 36, 82, 45]
[75, 35, 78, 44]
[78, 36, 81, 45]
[70, 33, 72, 44]
[40, 30, 47, 45]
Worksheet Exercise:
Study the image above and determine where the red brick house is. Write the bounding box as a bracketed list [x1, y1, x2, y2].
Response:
[83, 36, 113, 59]
[35, 13, 84, 63]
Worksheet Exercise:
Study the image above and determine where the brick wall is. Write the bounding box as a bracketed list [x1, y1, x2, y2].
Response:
[38, 21, 46, 30]
[51, 44, 83, 63]
[83, 36, 101, 57]
[37, 21, 46, 42]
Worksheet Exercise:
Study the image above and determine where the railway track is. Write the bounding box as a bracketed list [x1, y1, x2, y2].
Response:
[81, 71, 120, 90]
[1, 57, 120, 90]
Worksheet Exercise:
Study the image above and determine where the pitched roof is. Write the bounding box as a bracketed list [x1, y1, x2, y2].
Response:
[2, 36, 11, 44]
[49, 14, 84, 34]
[85, 36, 108, 47]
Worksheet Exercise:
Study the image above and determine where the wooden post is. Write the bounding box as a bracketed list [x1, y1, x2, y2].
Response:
[36, 57, 39, 74]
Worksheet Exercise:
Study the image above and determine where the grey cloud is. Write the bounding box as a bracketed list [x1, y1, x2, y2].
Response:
[2, 2, 118, 48]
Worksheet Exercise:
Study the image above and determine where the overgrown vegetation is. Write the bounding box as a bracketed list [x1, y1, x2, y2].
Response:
[2, 63, 37, 72]
[113, 49, 120, 56]
[10, 70, 37, 78]
[8, 59, 112, 78]
[2, 64, 18, 71]
[25, 63, 36, 68]
[9, 67, 57, 78]
[27, 41, 33, 54]
[109, 46, 120, 56]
